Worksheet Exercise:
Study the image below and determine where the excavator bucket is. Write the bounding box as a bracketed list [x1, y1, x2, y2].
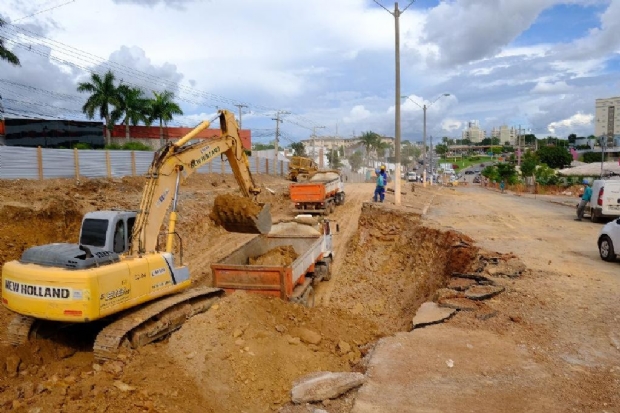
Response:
[210, 194, 272, 234]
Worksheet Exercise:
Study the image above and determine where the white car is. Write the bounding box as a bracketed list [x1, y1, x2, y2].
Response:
[598, 218, 620, 261]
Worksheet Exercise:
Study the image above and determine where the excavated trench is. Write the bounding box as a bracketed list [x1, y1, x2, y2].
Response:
[327, 203, 482, 334]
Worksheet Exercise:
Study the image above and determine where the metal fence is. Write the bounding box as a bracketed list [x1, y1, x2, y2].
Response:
[0, 146, 291, 180]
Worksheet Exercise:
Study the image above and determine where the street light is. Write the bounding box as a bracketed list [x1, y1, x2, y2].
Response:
[401, 93, 450, 186]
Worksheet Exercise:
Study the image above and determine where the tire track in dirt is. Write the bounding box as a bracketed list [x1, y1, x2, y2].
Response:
[315, 183, 371, 306]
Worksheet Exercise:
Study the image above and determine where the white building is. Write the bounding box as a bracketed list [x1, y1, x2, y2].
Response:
[461, 121, 485, 143]
[491, 125, 517, 145]
[595, 97, 620, 142]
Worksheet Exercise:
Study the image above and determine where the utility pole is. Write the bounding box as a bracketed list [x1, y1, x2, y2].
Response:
[517, 125, 521, 167]
[374, 0, 415, 205]
[234, 104, 248, 129]
[272, 110, 290, 160]
[312, 125, 325, 160]
[429, 134, 433, 186]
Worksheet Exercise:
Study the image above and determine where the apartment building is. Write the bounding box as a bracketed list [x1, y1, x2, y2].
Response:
[491, 125, 517, 145]
[595, 97, 620, 142]
[461, 120, 485, 143]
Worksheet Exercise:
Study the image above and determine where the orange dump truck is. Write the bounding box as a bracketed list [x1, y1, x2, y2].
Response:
[289, 171, 345, 215]
[211, 219, 334, 307]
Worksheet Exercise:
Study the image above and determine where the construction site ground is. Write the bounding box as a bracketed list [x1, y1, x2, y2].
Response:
[0, 174, 618, 412]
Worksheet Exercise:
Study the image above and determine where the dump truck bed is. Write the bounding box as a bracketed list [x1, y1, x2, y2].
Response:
[211, 234, 325, 299]
[290, 176, 340, 203]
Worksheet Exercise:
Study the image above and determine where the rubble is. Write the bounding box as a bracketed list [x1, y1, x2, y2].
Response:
[291, 371, 366, 404]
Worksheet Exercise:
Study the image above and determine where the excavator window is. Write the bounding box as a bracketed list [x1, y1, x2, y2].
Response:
[80, 218, 108, 247]
[113, 221, 125, 253]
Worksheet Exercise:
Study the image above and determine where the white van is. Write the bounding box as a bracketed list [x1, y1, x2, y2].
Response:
[586, 180, 620, 222]
[406, 171, 417, 182]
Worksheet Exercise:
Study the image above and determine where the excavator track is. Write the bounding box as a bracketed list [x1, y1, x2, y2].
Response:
[4, 314, 37, 346]
[93, 287, 224, 362]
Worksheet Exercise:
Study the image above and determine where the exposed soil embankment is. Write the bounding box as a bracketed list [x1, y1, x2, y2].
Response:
[328, 203, 480, 334]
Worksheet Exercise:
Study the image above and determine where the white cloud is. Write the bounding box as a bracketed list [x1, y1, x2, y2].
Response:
[531, 81, 573, 94]
[343, 105, 371, 124]
[548, 112, 594, 135]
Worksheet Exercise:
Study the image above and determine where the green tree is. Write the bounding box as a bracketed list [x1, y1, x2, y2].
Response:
[77, 70, 120, 146]
[376, 141, 392, 159]
[253, 143, 275, 151]
[148, 90, 183, 148]
[535, 164, 560, 186]
[359, 131, 380, 166]
[496, 163, 518, 184]
[113, 85, 151, 140]
[583, 152, 603, 163]
[481, 165, 499, 182]
[536, 145, 572, 169]
[290, 142, 306, 157]
[520, 151, 538, 177]
[0, 19, 20, 66]
[347, 150, 364, 172]
[328, 148, 343, 169]
[435, 143, 449, 159]
[567, 134, 577, 144]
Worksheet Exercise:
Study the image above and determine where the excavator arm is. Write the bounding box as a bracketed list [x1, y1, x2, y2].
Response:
[130, 110, 269, 255]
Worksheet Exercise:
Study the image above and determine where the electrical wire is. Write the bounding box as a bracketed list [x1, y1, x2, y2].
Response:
[12, 0, 80, 23]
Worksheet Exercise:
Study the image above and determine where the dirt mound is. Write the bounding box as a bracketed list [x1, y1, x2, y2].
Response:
[249, 245, 299, 266]
[328, 203, 479, 334]
[167, 292, 380, 413]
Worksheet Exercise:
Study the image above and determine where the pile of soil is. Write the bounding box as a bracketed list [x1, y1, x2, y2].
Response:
[249, 245, 299, 266]
[167, 292, 380, 412]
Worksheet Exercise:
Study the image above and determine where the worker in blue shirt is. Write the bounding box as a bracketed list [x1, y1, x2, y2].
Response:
[374, 165, 388, 202]
[575, 179, 592, 221]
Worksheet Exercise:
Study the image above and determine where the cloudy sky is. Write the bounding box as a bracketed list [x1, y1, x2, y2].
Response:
[1, 0, 619, 145]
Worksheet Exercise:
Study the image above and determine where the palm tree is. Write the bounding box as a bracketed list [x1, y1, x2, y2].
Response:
[148, 90, 183, 148]
[113, 85, 150, 140]
[0, 18, 20, 66]
[77, 70, 119, 146]
[359, 131, 380, 168]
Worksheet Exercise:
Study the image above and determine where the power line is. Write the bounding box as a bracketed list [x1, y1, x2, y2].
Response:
[13, 0, 80, 23]
[0, 22, 322, 130]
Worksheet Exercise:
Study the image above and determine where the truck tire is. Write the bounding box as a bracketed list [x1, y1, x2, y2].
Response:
[323, 257, 332, 281]
[599, 235, 616, 262]
[302, 286, 315, 308]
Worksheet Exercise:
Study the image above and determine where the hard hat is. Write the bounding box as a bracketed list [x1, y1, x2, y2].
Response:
[380, 165, 385, 170]
[582, 179, 589, 185]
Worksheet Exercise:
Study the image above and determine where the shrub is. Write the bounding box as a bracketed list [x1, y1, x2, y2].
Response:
[582, 152, 603, 163]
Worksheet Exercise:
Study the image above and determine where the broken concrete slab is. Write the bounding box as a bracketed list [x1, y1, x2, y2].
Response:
[447, 277, 476, 291]
[452, 272, 496, 285]
[411, 302, 456, 330]
[465, 285, 505, 301]
[351, 326, 552, 413]
[438, 297, 479, 311]
[291, 371, 365, 404]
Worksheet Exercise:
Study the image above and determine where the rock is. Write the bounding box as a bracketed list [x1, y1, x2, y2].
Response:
[297, 328, 322, 345]
[235, 339, 245, 346]
[186, 352, 196, 359]
[352, 303, 364, 314]
[337, 341, 351, 355]
[104, 361, 124, 375]
[114, 381, 136, 392]
[28, 408, 42, 413]
[287, 336, 301, 345]
[36, 383, 49, 394]
[314, 409, 330, 413]
[291, 371, 366, 404]
[92, 363, 102, 372]
[411, 302, 457, 330]
[275, 324, 287, 333]
[464, 285, 505, 301]
[6, 355, 21, 377]
[21, 382, 35, 399]
[12, 400, 21, 410]
[56, 344, 77, 359]
[433, 288, 461, 302]
[232, 329, 243, 338]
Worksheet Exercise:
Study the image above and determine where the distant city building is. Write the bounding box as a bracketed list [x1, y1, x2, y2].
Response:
[461, 120, 485, 143]
[595, 97, 620, 142]
[491, 125, 517, 145]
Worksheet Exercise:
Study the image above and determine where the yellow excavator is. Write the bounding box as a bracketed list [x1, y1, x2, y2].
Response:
[1, 110, 271, 361]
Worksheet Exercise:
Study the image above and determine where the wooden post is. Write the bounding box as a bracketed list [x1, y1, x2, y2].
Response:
[265, 158, 269, 175]
[37, 146, 43, 180]
[221, 158, 225, 174]
[255, 155, 259, 173]
[280, 160, 284, 176]
[131, 151, 136, 176]
[105, 151, 112, 178]
[74, 148, 80, 181]
[208, 160, 213, 173]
